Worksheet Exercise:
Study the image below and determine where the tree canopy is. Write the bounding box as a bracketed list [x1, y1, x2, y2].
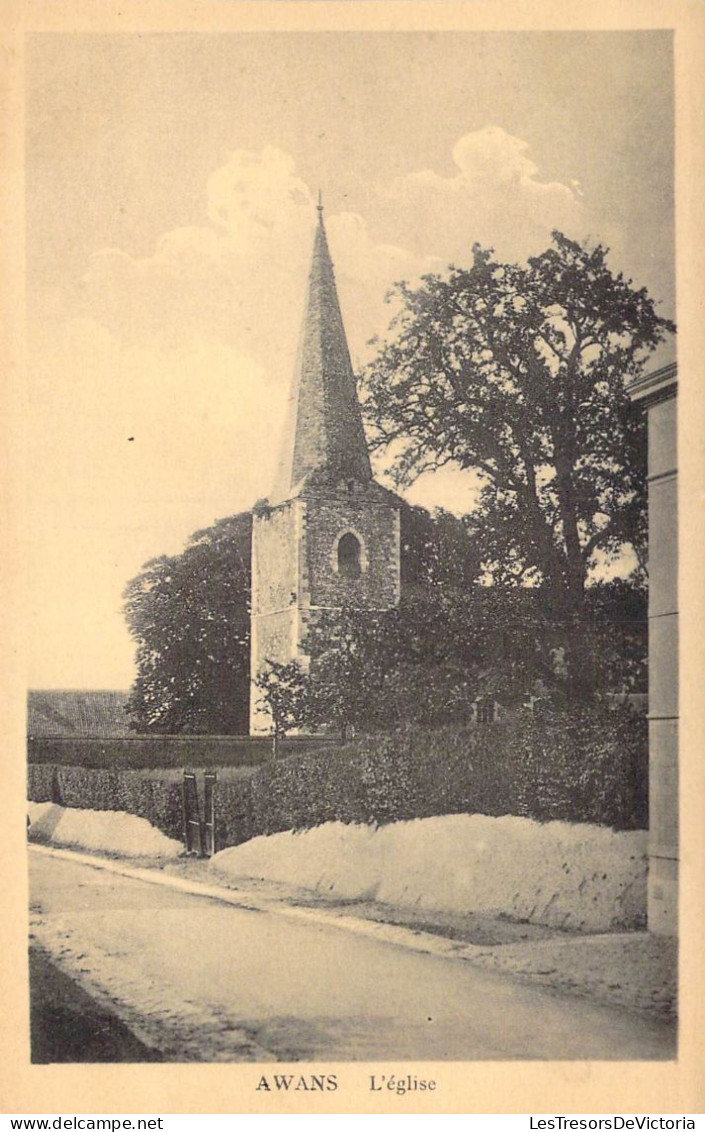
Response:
[300, 596, 506, 739]
[298, 579, 646, 739]
[363, 232, 674, 615]
[122, 506, 646, 735]
[400, 501, 480, 591]
[123, 512, 252, 733]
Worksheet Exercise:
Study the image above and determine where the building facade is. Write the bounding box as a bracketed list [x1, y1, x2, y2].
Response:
[629, 360, 678, 935]
[250, 205, 401, 732]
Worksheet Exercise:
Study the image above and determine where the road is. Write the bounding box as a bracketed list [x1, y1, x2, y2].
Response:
[29, 850, 675, 1062]
[29, 946, 163, 1063]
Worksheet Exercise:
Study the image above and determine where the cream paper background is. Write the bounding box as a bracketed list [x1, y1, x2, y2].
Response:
[2, 0, 704, 1115]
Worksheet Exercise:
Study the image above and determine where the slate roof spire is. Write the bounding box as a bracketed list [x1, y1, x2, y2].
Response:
[271, 202, 373, 502]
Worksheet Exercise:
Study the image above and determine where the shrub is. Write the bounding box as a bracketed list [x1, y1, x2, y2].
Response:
[27, 763, 259, 849]
[246, 704, 648, 836]
[27, 705, 648, 850]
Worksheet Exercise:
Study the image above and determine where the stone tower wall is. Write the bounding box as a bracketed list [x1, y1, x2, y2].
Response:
[304, 495, 400, 611]
[250, 501, 301, 732]
[250, 493, 401, 732]
[251, 502, 298, 618]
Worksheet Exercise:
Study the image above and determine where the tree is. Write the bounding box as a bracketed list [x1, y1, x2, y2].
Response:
[254, 660, 307, 756]
[123, 513, 252, 733]
[400, 501, 480, 591]
[363, 233, 674, 617]
[302, 608, 391, 741]
[299, 589, 558, 737]
[582, 578, 648, 695]
[301, 585, 647, 735]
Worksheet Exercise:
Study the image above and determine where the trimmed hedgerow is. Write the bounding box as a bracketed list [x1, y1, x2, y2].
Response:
[27, 706, 648, 850]
[27, 764, 185, 842]
[26, 734, 332, 771]
[214, 780, 254, 850]
[26, 763, 258, 849]
[246, 705, 647, 837]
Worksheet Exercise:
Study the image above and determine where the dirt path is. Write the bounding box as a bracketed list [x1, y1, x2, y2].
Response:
[30, 849, 676, 1062]
[136, 854, 678, 1022]
[29, 946, 163, 1063]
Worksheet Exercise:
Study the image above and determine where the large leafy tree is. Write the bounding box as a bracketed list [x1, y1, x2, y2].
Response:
[123, 513, 252, 733]
[299, 578, 647, 737]
[363, 233, 674, 616]
[301, 589, 556, 738]
[400, 502, 480, 591]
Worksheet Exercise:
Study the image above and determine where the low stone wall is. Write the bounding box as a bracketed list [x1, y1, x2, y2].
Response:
[27, 801, 183, 858]
[211, 813, 648, 932]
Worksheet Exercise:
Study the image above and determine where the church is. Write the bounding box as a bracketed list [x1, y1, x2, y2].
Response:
[250, 202, 401, 733]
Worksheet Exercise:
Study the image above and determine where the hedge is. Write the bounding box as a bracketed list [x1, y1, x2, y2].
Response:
[28, 764, 185, 842]
[27, 763, 259, 848]
[246, 705, 648, 836]
[27, 705, 648, 852]
[26, 734, 332, 770]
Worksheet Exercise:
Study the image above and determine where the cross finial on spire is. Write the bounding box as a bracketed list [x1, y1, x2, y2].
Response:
[317, 188, 323, 217]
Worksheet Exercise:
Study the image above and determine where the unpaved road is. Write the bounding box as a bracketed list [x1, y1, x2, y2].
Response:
[29, 946, 163, 1063]
[29, 850, 676, 1062]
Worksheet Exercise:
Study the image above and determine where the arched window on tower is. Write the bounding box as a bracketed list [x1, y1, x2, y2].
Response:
[337, 532, 362, 580]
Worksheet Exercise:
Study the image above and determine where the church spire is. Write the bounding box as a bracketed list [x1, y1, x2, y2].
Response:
[271, 203, 373, 502]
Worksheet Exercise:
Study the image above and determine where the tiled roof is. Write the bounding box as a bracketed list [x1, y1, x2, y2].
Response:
[28, 690, 132, 737]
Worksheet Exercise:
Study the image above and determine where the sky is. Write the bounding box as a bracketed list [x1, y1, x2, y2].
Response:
[24, 31, 675, 689]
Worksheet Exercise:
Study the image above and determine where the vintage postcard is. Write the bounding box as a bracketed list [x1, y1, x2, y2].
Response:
[2, 0, 704, 1117]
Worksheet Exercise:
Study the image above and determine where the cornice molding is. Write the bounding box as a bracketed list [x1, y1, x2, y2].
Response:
[628, 361, 678, 407]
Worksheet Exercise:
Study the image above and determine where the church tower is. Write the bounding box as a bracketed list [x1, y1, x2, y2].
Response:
[250, 201, 401, 732]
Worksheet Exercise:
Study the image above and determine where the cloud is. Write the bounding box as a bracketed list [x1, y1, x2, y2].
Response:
[75, 146, 436, 383]
[72, 132, 583, 378]
[452, 128, 552, 190]
[31, 147, 442, 539]
[325, 211, 440, 360]
[33, 134, 590, 522]
[32, 135, 587, 573]
[207, 145, 312, 233]
[385, 126, 585, 263]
